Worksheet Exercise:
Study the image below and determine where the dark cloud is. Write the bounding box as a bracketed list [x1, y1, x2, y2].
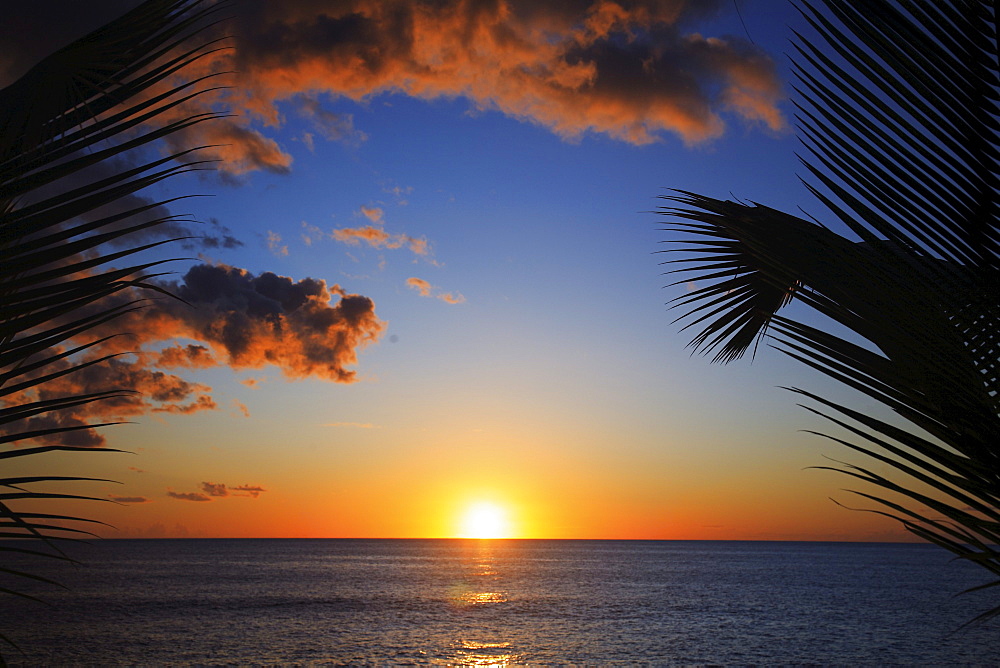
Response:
[17, 155, 246, 255]
[297, 95, 367, 145]
[155, 344, 218, 370]
[217, 0, 784, 156]
[167, 490, 212, 502]
[109, 494, 150, 504]
[230, 484, 266, 498]
[1, 263, 383, 447]
[13, 412, 108, 448]
[201, 482, 229, 497]
[168, 482, 267, 501]
[2, 1, 785, 178]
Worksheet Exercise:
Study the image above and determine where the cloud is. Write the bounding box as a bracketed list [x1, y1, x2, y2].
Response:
[167, 490, 212, 502]
[215, 0, 784, 158]
[201, 482, 229, 497]
[155, 344, 217, 369]
[381, 183, 413, 204]
[301, 131, 316, 152]
[267, 230, 289, 256]
[1, 1, 784, 181]
[230, 484, 267, 498]
[163, 116, 293, 178]
[15, 155, 246, 254]
[109, 494, 151, 504]
[233, 399, 251, 417]
[298, 95, 367, 145]
[407, 277, 466, 304]
[95, 264, 385, 383]
[438, 292, 466, 305]
[0, 263, 384, 447]
[168, 482, 267, 501]
[331, 225, 430, 256]
[359, 206, 384, 224]
[406, 277, 432, 297]
[301, 221, 324, 245]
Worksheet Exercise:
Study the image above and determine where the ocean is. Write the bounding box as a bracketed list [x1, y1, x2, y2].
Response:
[1, 539, 997, 665]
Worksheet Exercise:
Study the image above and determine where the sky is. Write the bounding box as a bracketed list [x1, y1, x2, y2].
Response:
[4, 0, 918, 541]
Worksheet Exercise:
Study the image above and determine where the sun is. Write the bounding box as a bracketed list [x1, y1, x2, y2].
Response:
[459, 501, 509, 539]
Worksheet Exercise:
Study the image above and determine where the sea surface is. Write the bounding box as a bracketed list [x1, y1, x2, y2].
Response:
[1, 539, 998, 665]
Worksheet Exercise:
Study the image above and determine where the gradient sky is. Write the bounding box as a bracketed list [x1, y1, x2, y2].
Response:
[5, 0, 916, 541]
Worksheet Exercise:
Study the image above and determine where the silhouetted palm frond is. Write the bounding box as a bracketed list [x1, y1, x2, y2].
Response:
[0, 0, 227, 658]
[660, 0, 1000, 621]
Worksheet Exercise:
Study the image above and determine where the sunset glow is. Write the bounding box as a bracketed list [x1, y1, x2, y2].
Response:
[459, 502, 510, 539]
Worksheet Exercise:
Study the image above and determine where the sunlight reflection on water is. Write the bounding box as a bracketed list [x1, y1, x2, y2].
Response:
[444, 542, 518, 665]
[450, 640, 522, 667]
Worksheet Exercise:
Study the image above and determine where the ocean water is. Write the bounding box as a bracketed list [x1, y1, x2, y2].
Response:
[1, 539, 998, 665]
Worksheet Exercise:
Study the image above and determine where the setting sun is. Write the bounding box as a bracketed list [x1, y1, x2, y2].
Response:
[459, 502, 510, 539]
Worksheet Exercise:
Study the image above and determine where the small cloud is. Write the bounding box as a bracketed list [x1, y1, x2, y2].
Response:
[301, 221, 323, 246]
[323, 421, 378, 428]
[406, 277, 432, 297]
[301, 131, 315, 152]
[109, 494, 151, 504]
[359, 206, 384, 224]
[233, 399, 251, 418]
[407, 237, 429, 255]
[152, 395, 217, 414]
[230, 484, 267, 498]
[332, 225, 430, 258]
[186, 218, 244, 252]
[167, 490, 212, 502]
[156, 344, 217, 369]
[241, 377, 263, 388]
[438, 292, 466, 304]
[201, 482, 229, 497]
[381, 183, 413, 204]
[407, 277, 465, 304]
[267, 230, 289, 257]
[127, 466, 145, 474]
[297, 95, 367, 146]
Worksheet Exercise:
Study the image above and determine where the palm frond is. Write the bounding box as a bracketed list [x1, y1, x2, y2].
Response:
[0, 0, 228, 657]
[660, 0, 999, 622]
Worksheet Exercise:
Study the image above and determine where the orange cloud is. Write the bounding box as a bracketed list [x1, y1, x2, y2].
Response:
[407, 277, 465, 304]
[438, 292, 466, 304]
[332, 225, 430, 256]
[105, 264, 386, 383]
[406, 277, 432, 297]
[5, 2, 783, 179]
[213, 0, 784, 161]
[1, 263, 385, 447]
[360, 206, 384, 224]
[155, 345, 217, 369]
[267, 230, 289, 256]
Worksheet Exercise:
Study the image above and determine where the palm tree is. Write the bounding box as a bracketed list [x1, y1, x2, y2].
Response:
[661, 0, 999, 620]
[0, 0, 228, 658]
